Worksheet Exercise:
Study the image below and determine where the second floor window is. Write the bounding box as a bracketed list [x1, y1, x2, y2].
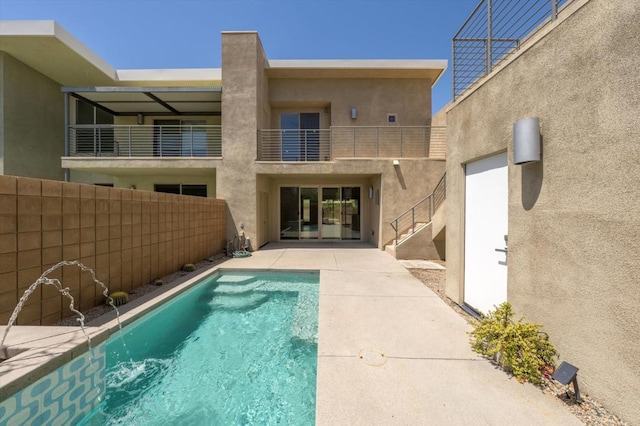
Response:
[75, 100, 115, 154]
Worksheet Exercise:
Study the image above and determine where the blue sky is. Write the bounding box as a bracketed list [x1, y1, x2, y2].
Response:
[0, 0, 479, 112]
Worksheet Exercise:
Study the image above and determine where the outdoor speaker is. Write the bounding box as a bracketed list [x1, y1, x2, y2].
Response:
[513, 117, 541, 165]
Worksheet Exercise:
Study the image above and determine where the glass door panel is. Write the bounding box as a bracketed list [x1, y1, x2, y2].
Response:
[341, 187, 361, 240]
[300, 113, 320, 161]
[281, 114, 300, 161]
[321, 187, 341, 239]
[154, 119, 181, 157]
[181, 120, 207, 156]
[280, 187, 299, 240]
[300, 188, 319, 239]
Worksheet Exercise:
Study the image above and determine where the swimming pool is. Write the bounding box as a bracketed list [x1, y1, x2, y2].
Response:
[0, 270, 319, 425]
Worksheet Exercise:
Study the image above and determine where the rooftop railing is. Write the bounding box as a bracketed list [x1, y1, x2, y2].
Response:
[453, 0, 573, 99]
[68, 125, 222, 157]
[257, 126, 446, 161]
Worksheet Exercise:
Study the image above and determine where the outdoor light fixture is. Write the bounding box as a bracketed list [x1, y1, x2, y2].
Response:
[513, 117, 541, 164]
[350, 107, 357, 119]
[393, 159, 400, 166]
[137, 113, 144, 125]
[552, 361, 581, 402]
[368, 187, 374, 199]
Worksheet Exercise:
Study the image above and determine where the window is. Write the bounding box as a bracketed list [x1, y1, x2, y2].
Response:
[154, 119, 207, 157]
[75, 100, 115, 154]
[280, 112, 320, 161]
[387, 113, 398, 125]
[154, 184, 207, 197]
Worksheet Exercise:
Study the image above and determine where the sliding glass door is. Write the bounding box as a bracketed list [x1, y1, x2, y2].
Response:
[280, 186, 361, 241]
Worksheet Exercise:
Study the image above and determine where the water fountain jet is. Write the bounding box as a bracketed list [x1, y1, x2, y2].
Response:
[0, 260, 119, 360]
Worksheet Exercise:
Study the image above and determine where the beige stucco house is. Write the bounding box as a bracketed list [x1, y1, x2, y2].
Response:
[0, 21, 447, 254]
[445, 0, 640, 423]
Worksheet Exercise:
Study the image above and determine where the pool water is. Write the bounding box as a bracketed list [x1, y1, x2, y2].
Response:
[79, 271, 319, 425]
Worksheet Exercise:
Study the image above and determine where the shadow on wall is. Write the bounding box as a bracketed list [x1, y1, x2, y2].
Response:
[394, 165, 407, 190]
[521, 135, 544, 210]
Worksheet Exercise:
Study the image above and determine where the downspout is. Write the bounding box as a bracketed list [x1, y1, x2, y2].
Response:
[63, 92, 70, 182]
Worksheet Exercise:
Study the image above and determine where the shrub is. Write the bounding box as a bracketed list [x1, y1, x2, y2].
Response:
[153, 279, 164, 286]
[108, 291, 129, 307]
[469, 302, 558, 384]
[182, 264, 196, 272]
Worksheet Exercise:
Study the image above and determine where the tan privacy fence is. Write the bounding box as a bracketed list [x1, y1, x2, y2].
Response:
[0, 176, 226, 325]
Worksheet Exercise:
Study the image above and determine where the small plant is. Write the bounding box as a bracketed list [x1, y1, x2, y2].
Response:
[469, 302, 558, 384]
[153, 279, 164, 286]
[109, 291, 129, 307]
[182, 264, 196, 272]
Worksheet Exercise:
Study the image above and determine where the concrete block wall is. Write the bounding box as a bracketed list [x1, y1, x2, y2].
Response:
[0, 175, 226, 326]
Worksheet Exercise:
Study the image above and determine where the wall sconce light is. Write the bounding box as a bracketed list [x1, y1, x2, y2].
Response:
[368, 187, 374, 199]
[552, 361, 581, 402]
[513, 117, 541, 164]
[137, 113, 144, 125]
[350, 107, 357, 120]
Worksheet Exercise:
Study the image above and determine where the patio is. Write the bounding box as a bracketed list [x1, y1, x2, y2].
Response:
[223, 242, 580, 425]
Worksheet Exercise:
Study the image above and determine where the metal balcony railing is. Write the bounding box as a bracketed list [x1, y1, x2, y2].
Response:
[257, 126, 446, 161]
[453, 0, 573, 99]
[258, 129, 331, 161]
[68, 125, 222, 157]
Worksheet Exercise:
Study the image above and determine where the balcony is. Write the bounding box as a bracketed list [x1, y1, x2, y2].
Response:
[68, 125, 222, 157]
[257, 126, 446, 161]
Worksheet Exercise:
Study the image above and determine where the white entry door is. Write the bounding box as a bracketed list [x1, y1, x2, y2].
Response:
[464, 152, 508, 314]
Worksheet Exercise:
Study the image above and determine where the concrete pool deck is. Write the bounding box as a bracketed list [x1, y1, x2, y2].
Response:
[226, 242, 581, 425]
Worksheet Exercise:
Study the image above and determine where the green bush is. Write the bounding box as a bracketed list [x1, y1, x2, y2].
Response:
[469, 302, 558, 384]
[182, 264, 196, 272]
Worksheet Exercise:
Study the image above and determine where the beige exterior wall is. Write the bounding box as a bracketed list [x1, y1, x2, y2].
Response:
[445, 0, 640, 422]
[255, 158, 445, 248]
[0, 175, 226, 326]
[0, 53, 64, 181]
[269, 78, 432, 127]
[218, 32, 267, 248]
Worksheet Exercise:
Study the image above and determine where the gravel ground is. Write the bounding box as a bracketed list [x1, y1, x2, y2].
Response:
[56, 254, 228, 326]
[407, 266, 628, 426]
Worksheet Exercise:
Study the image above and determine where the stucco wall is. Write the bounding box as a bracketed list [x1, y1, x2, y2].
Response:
[0, 53, 64, 181]
[0, 175, 226, 326]
[256, 158, 445, 247]
[269, 78, 432, 127]
[445, 0, 640, 422]
[218, 32, 269, 248]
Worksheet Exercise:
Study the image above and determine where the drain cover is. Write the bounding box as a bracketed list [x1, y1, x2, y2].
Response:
[358, 348, 387, 366]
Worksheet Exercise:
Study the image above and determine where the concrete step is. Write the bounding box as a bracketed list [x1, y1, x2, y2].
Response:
[210, 292, 268, 311]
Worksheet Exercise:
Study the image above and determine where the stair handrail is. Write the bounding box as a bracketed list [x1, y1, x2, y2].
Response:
[389, 172, 446, 245]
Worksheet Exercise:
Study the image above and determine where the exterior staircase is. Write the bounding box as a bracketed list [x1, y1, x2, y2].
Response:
[385, 173, 446, 260]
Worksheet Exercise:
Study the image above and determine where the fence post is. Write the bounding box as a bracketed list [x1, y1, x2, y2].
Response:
[486, 0, 493, 76]
[353, 127, 356, 157]
[452, 38, 456, 100]
[191, 126, 194, 156]
[412, 208, 415, 232]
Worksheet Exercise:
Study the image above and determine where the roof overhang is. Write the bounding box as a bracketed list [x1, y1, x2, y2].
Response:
[62, 86, 222, 116]
[266, 59, 447, 85]
[0, 20, 116, 85]
[0, 21, 222, 87]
